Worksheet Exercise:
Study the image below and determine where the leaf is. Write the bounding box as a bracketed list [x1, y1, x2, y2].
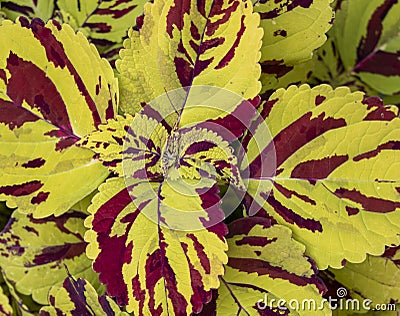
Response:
[308, 36, 370, 93]
[254, 0, 334, 94]
[199, 217, 329, 316]
[0, 18, 118, 217]
[2, 271, 42, 315]
[310, 34, 400, 107]
[80, 112, 243, 188]
[85, 176, 228, 315]
[39, 276, 128, 316]
[0, 0, 54, 21]
[0, 210, 102, 305]
[325, 245, 400, 306]
[0, 286, 12, 316]
[242, 84, 400, 269]
[322, 0, 400, 96]
[262, 61, 313, 96]
[82, 109, 243, 314]
[70, 190, 98, 214]
[117, 0, 263, 115]
[79, 115, 134, 176]
[56, 0, 147, 48]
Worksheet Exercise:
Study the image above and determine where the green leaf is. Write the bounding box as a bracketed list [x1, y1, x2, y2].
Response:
[0, 210, 102, 305]
[200, 217, 329, 316]
[39, 276, 128, 316]
[0, 18, 118, 217]
[117, 0, 263, 115]
[242, 84, 400, 269]
[0, 286, 12, 316]
[326, 246, 400, 306]
[1, 276, 40, 316]
[254, 0, 334, 94]
[0, 0, 54, 21]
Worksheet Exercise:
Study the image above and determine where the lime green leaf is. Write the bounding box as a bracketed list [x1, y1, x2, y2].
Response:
[117, 0, 263, 115]
[56, 0, 147, 48]
[254, 0, 333, 94]
[85, 176, 228, 315]
[200, 218, 329, 316]
[39, 276, 128, 316]
[0, 286, 12, 316]
[0, 18, 118, 217]
[2, 276, 39, 316]
[326, 246, 400, 307]
[0, 210, 102, 305]
[242, 84, 400, 269]
[0, 0, 54, 21]
[70, 190, 98, 214]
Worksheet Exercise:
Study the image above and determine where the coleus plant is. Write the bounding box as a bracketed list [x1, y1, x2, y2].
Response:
[0, 0, 399, 315]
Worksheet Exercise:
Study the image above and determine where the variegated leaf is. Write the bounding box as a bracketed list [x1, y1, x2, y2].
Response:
[242, 84, 400, 269]
[254, 0, 334, 95]
[117, 0, 263, 116]
[0, 210, 102, 305]
[0, 18, 118, 217]
[40, 276, 128, 316]
[324, 245, 400, 308]
[0, 0, 54, 21]
[333, 0, 400, 95]
[262, 61, 313, 96]
[79, 115, 135, 176]
[56, 0, 147, 49]
[311, 0, 400, 98]
[81, 112, 243, 188]
[166, 127, 244, 189]
[198, 217, 329, 316]
[85, 176, 228, 315]
[310, 35, 400, 107]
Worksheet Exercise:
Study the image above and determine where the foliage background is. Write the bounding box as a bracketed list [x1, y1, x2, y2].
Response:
[0, 0, 399, 315]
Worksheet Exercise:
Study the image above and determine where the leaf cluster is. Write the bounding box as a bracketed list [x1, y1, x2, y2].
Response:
[0, 0, 399, 315]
